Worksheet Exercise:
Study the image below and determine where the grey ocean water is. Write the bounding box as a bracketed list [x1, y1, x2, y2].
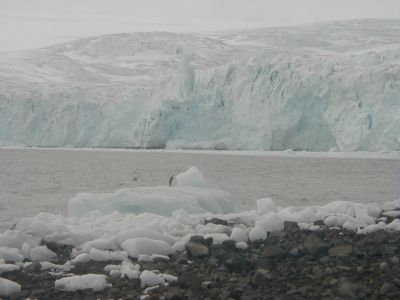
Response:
[1, 148, 399, 230]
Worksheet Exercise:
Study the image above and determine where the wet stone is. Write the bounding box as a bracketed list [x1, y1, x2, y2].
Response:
[185, 242, 209, 258]
[262, 245, 285, 258]
[328, 245, 353, 257]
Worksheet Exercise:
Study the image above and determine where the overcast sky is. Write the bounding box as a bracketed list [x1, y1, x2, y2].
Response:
[1, 0, 400, 51]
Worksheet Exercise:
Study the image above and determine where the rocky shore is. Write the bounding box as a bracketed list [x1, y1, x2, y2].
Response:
[1, 218, 400, 300]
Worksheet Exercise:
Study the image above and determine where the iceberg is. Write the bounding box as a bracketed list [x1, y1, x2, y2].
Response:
[0, 19, 399, 151]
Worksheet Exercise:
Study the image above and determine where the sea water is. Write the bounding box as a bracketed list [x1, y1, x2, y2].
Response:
[0, 148, 399, 230]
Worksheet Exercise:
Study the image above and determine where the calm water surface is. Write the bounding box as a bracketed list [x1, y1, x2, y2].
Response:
[1, 148, 399, 230]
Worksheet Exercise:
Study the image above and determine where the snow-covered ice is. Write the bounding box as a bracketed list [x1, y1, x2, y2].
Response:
[0, 20, 399, 151]
[55, 274, 110, 292]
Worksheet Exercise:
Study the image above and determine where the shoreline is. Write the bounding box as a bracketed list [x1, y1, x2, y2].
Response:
[1, 220, 400, 299]
[1, 146, 400, 160]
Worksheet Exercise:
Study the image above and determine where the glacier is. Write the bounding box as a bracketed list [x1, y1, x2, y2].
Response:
[0, 19, 399, 151]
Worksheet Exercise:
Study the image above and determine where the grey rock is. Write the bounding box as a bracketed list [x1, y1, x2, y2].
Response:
[251, 268, 272, 286]
[303, 233, 328, 255]
[189, 235, 213, 246]
[23, 262, 41, 273]
[312, 265, 323, 278]
[178, 272, 201, 289]
[380, 282, 392, 295]
[319, 256, 330, 264]
[204, 218, 229, 226]
[313, 220, 325, 226]
[185, 242, 209, 258]
[222, 240, 237, 251]
[328, 245, 352, 257]
[390, 256, 399, 265]
[379, 261, 389, 272]
[262, 245, 285, 258]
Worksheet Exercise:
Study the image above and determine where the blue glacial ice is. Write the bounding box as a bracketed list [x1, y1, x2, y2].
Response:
[0, 19, 399, 151]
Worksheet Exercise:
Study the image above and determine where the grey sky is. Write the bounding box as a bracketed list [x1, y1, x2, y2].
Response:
[1, 0, 400, 51]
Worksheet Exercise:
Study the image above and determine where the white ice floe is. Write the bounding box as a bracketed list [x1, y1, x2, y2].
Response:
[30, 246, 57, 262]
[71, 249, 128, 263]
[55, 274, 110, 292]
[121, 238, 173, 258]
[68, 186, 232, 218]
[0, 277, 21, 296]
[0, 264, 20, 274]
[140, 270, 165, 288]
[0, 230, 39, 250]
[229, 227, 248, 243]
[248, 226, 267, 242]
[256, 212, 284, 232]
[0, 247, 23, 263]
[40, 261, 73, 272]
[235, 242, 248, 250]
[175, 167, 208, 189]
[0, 167, 398, 274]
[115, 229, 177, 246]
[382, 199, 400, 211]
[256, 198, 278, 215]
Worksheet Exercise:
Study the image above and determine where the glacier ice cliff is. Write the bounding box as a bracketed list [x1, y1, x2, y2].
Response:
[0, 19, 399, 151]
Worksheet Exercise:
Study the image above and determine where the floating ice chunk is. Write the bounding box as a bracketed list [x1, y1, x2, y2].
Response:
[256, 212, 284, 232]
[88, 248, 127, 262]
[387, 219, 400, 231]
[110, 270, 122, 278]
[68, 186, 233, 218]
[0, 264, 20, 274]
[21, 243, 32, 260]
[30, 246, 57, 262]
[55, 274, 110, 292]
[121, 238, 173, 258]
[278, 206, 318, 224]
[140, 270, 165, 288]
[115, 229, 177, 246]
[40, 262, 73, 272]
[256, 198, 278, 215]
[161, 273, 178, 283]
[80, 238, 118, 252]
[203, 233, 230, 244]
[171, 241, 186, 252]
[104, 264, 121, 273]
[138, 255, 153, 262]
[0, 247, 23, 263]
[229, 227, 248, 243]
[0, 230, 39, 250]
[120, 261, 140, 279]
[175, 167, 208, 188]
[357, 222, 387, 234]
[248, 226, 267, 242]
[235, 242, 248, 249]
[0, 278, 21, 296]
[383, 211, 400, 217]
[383, 199, 400, 211]
[71, 253, 90, 264]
